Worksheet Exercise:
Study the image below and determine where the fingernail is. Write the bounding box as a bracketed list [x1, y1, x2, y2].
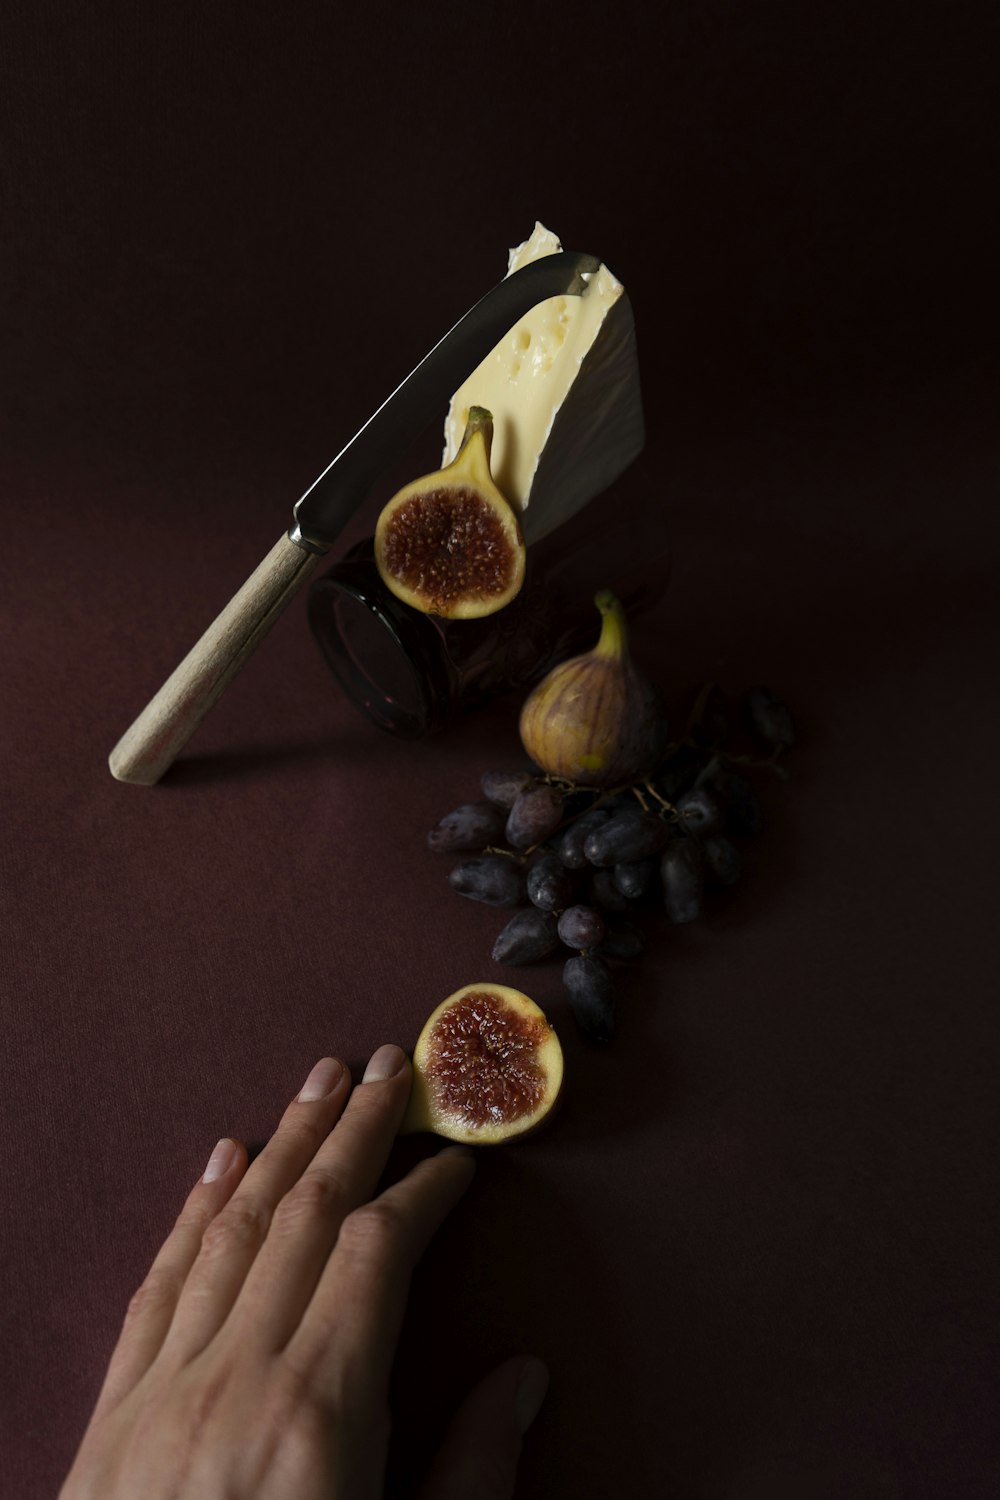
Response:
[299, 1057, 344, 1102]
[514, 1357, 549, 1434]
[363, 1044, 407, 1083]
[203, 1137, 237, 1184]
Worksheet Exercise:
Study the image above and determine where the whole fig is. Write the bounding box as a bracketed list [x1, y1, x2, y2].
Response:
[519, 591, 667, 788]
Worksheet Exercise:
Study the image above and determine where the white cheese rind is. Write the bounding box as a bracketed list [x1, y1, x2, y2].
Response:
[443, 223, 644, 545]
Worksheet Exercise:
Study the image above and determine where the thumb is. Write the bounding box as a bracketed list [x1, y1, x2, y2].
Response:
[418, 1355, 550, 1500]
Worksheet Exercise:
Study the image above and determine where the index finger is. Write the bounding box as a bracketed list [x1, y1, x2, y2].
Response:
[284, 1145, 476, 1407]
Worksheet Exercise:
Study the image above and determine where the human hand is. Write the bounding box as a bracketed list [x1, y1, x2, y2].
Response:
[60, 1045, 549, 1499]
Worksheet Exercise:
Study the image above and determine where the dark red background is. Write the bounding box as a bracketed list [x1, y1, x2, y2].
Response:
[2, 3, 998, 1496]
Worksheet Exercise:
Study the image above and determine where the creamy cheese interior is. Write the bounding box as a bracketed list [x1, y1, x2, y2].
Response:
[443, 223, 625, 513]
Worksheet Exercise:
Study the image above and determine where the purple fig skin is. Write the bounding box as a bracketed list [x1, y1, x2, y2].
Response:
[519, 591, 668, 788]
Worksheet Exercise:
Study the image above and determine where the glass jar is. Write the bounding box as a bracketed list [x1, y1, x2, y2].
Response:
[307, 481, 670, 737]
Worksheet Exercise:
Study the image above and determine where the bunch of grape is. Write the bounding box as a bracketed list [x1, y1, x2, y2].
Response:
[426, 684, 795, 1043]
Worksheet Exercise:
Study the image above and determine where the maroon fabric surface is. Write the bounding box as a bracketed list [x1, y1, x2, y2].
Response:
[3, 4, 999, 1497]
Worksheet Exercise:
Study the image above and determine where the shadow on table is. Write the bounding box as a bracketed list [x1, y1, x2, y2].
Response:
[160, 734, 357, 787]
[383, 1159, 643, 1498]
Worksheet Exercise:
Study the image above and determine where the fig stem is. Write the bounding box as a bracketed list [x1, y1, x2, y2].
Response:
[593, 590, 628, 659]
[459, 405, 494, 465]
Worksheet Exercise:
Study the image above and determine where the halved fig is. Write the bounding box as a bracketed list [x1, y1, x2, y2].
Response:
[374, 407, 526, 619]
[400, 983, 563, 1145]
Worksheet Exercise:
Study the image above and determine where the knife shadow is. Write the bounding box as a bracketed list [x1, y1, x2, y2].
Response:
[161, 736, 345, 786]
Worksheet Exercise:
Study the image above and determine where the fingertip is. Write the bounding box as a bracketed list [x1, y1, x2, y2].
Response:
[363, 1043, 409, 1083]
[418, 1353, 548, 1497]
[298, 1055, 347, 1102]
[202, 1136, 239, 1183]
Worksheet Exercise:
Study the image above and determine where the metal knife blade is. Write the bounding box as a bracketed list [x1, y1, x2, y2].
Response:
[289, 248, 601, 550]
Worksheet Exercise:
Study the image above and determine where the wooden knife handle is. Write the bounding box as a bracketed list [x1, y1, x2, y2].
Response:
[109, 532, 324, 786]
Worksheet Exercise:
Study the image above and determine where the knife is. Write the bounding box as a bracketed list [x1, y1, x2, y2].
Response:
[108, 250, 602, 785]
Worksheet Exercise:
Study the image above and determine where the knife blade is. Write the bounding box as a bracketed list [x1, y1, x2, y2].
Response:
[290, 249, 601, 549]
[109, 248, 602, 785]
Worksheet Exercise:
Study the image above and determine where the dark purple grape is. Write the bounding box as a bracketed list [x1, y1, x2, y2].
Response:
[589, 868, 632, 913]
[505, 783, 565, 850]
[613, 858, 657, 899]
[697, 757, 762, 837]
[427, 801, 507, 853]
[746, 685, 795, 750]
[480, 769, 535, 809]
[702, 835, 743, 886]
[660, 838, 705, 923]
[675, 786, 726, 837]
[653, 743, 706, 804]
[597, 790, 642, 814]
[448, 855, 526, 906]
[685, 682, 732, 747]
[492, 908, 561, 965]
[555, 806, 611, 869]
[557, 904, 607, 951]
[563, 955, 615, 1042]
[596, 923, 644, 959]
[526, 853, 578, 912]
[584, 808, 669, 866]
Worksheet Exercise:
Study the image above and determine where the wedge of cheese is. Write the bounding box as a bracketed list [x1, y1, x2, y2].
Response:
[442, 223, 644, 546]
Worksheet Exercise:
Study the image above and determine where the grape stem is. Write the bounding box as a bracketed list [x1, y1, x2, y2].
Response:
[642, 781, 677, 815]
[541, 774, 579, 793]
[493, 768, 681, 864]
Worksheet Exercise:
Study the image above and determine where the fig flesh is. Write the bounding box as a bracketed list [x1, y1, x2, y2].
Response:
[519, 590, 667, 787]
[374, 407, 526, 619]
[400, 983, 563, 1145]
